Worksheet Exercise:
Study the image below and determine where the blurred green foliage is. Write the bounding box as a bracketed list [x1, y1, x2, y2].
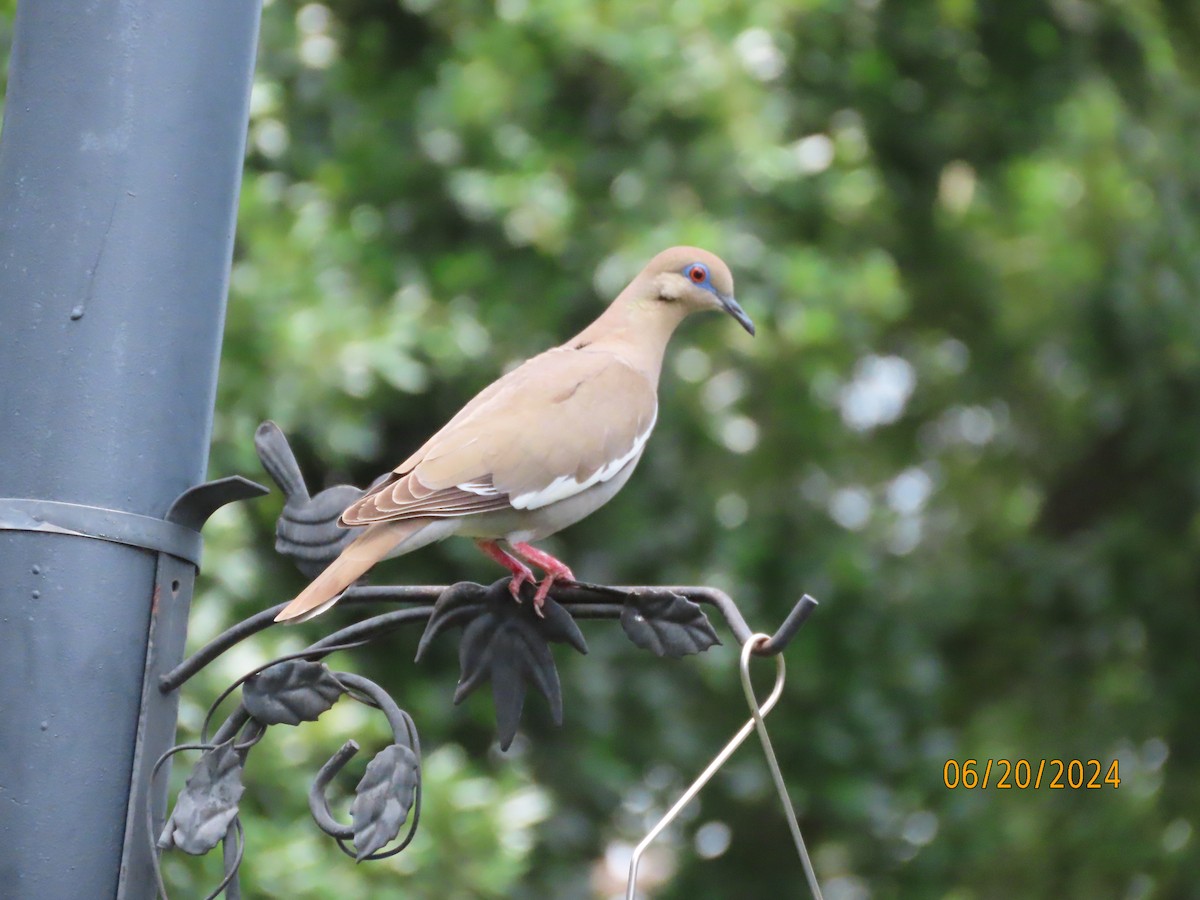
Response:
[4, 0, 1200, 896]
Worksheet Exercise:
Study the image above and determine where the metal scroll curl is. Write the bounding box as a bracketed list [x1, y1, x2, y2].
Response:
[150, 422, 818, 897]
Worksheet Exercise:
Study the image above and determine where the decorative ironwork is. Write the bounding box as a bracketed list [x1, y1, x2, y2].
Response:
[150, 423, 818, 898]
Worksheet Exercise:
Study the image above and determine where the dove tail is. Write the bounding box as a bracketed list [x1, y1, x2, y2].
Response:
[274, 519, 430, 623]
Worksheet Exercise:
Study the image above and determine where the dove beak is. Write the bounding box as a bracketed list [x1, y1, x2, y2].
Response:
[718, 292, 756, 336]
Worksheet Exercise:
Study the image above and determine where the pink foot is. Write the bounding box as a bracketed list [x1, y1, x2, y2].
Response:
[475, 539, 535, 601]
[510, 542, 576, 617]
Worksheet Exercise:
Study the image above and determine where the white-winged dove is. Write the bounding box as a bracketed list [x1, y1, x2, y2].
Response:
[275, 246, 754, 623]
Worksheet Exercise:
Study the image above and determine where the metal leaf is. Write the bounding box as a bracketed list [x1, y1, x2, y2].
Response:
[449, 581, 587, 750]
[620, 592, 721, 657]
[414, 581, 491, 661]
[158, 743, 245, 855]
[456, 613, 559, 747]
[243, 659, 345, 726]
[350, 744, 420, 860]
[535, 592, 589, 655]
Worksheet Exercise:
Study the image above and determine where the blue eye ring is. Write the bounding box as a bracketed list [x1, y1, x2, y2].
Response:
[685, 262, 709, 284]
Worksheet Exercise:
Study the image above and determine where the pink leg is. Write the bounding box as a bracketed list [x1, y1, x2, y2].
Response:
[509, 542, 576, 614]
[475, 539, 534, 601]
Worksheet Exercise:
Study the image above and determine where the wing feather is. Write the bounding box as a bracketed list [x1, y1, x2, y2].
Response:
[340, 348, 657, 526]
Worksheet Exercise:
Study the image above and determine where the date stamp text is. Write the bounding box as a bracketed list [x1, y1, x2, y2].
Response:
[943, 758, 1121, 789]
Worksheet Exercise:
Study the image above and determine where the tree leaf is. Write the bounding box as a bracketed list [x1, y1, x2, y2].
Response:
[158, 743, 245, 856]
[620, 592, 721, 657]
[350, 744, 420, 860]
[243, 659, 345, 726]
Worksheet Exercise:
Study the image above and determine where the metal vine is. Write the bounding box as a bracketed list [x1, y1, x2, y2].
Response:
[149, 422, 818, 897]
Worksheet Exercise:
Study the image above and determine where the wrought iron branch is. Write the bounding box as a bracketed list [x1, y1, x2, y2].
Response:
[151, 422, 819, 898]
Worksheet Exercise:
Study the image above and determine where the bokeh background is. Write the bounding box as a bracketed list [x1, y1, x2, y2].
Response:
[3, 0, 1199, 897]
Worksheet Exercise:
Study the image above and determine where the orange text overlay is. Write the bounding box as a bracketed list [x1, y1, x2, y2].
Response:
[943, 759, 1121, 790]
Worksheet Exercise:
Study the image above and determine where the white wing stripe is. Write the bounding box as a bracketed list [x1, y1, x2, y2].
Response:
[509, 409, 657, 511]
[456, 480, 503, 496]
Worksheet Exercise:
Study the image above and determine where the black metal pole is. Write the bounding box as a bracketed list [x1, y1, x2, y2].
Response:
[0, 2, 262, 897]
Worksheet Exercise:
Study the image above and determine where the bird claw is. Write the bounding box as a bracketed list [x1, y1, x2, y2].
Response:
[508, 570, 533, 602]
[482, 539, 574, 618]
[531, 572, 575, 617]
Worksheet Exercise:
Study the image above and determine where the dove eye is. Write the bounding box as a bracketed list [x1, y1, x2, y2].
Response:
[687, 263, 709, 284]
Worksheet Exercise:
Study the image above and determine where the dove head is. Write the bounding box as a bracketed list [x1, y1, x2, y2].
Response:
[571, 245, 754, 381]
[638, 246, 755, 336]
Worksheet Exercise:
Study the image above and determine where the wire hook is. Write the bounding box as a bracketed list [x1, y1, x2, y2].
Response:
[740, 634, 823, 900]
[626, 635, 787, 899]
